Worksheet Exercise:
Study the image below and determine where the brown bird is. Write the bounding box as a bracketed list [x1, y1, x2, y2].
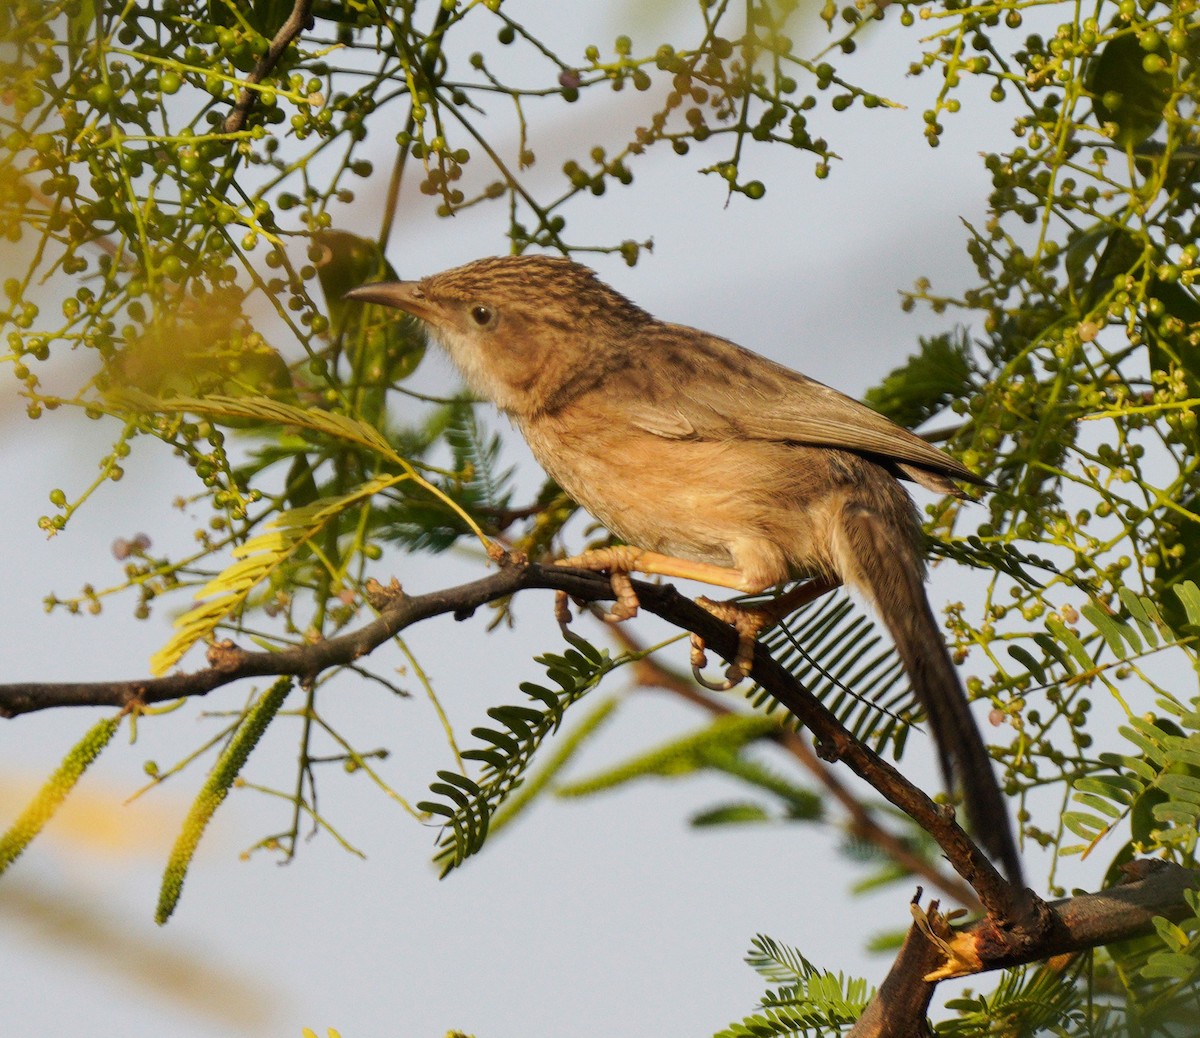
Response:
[346, 254, 1022, 884]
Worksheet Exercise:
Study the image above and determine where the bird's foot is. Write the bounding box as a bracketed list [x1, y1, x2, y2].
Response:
[690, 578, 843, 690]
[555, 546, 647, 624]
[690, 598, 775, 690]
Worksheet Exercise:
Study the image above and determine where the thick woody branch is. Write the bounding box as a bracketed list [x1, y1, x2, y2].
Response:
[849, 860, 1200, 1038]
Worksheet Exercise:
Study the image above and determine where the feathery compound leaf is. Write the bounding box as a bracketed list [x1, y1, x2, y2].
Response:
[1064, 696, 1200, 858]
[941, 960, 1086, 1035]
[745, 934, 824, 985]
[1142, 891, 1200, 985]
[420, 636, 620, 876]
[444, 400, 514, 515]
[1005, 587, 1198, 697]
[862, 330, 976, 430]
[149, 475, 403, 675]
[760, 588, 912, 760]
[116, 391, 405, 463]
[156, 678, 292, 924]
[931, 535, 1061, 585]
[489, 696, 620, 838]
[0, 715, 122, 877]
[715, 935, 872, 1038]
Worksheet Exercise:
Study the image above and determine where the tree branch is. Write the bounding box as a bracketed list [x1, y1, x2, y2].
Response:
[8, 559, 1193, 1032]
[848, 860, 1200, 1038]
[0, 559, 1039, 925]
[605, 616, 983, 911]
[0, 559, 592, 716]
[222, 0, 314, 134]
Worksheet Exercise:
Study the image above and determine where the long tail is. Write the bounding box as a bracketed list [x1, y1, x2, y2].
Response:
[832, 485, 1024, 886]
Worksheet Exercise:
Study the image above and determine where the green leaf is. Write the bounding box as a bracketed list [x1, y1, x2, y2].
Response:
[1158, 558, 1200, 636]
[1117, 586, 1159, 646]
[1175, 581, 1200, 629]
[690, 803, 774, 826]
[66, 0, 97, 66]
[1045, 615, 1095, 672]
[1007, 644, 1048, 683]
[862, 330, 975, 429]
[423, 636, 620, 875]
[762, 589, 913, 761]
[716, 935, 872, 1038]
[1087, 31, 1173, 147]
[1141, 952, 1199, 981]
[557, 713, 783, 796]
[1082, 601, 1137, 657]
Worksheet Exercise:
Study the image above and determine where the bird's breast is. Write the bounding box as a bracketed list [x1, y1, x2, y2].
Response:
[516, 406, 834, 580]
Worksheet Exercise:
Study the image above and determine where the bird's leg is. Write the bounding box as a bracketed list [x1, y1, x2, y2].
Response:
[556, 546, 751, 624]
[554, 547, 840, 688]
[558, 546, 753, 596]
[691, 578, 841, 690]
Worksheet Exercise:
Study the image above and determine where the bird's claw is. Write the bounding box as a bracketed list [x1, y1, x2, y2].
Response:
[689, 596, 774, 690]
[555, 548, 642, 623]
[689, 633, 742, 690]
[554, 550, 773, 688]
[554, 589, 574, 630]
[602, 568, 639, 622]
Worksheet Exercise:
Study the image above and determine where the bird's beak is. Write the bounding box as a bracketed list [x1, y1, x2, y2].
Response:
[344, 281, 435, 321]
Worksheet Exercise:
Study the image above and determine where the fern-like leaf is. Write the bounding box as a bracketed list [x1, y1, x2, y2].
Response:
[930, 534, 1062, 587]
[715, 934, 871, 1038]
[1062, 693, 1200, 860]
[1004, 581, 1200, 698]
[444, 400, 513, 516]
[374, 400, 515, 553]
[419, 632, 621, 876]
[756, 588, 914, 761]
[941, 959, 1086, 1035]
[150, 475, 403, 674]
[862, 330, 976, 430]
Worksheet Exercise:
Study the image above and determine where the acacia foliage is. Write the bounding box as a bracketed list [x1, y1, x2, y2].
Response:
[1, 0, 1199, 1032]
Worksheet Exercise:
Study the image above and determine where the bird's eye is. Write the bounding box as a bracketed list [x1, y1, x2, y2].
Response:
[470, 305, 495, 327]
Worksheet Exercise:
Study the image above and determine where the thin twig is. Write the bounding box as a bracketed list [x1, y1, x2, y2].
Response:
[223, 0, 314, 134]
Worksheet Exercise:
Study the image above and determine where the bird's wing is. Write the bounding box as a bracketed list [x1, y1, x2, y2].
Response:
[621, 327, 983, 487]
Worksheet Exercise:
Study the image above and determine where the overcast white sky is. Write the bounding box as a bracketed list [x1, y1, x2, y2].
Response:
[0, 4, 1090, 1037]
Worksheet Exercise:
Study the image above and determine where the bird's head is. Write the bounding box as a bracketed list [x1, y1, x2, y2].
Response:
[346, 254, 650, 417]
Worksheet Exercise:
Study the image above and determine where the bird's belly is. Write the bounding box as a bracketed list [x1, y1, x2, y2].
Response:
[520, 415, 831, 583]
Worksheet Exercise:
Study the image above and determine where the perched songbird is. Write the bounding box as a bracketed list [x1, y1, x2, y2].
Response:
[347, 254, 1022, 884]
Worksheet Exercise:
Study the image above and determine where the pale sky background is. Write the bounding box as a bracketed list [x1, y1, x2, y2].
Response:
[0, 3, 1095, 1037]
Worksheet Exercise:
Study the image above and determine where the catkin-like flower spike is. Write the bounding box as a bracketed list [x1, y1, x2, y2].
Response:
[0, 714, 122, 876]
[156, 677, 292, 924]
